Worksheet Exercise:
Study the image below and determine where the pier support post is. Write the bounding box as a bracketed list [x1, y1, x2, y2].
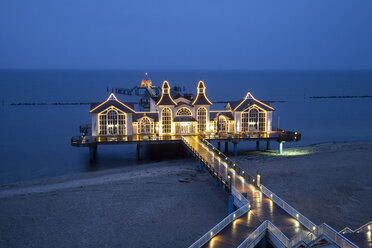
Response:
[279, 141, 284, 154]
[225, 142, 228, 153]
[228, 194, 235, 214]
[266, 141, 270, 150]
[233, 142, 238, 156]
[89, 144, 97, 163]
[256, 141, 260, 151]
[199, 161, 204, 172]
[217, 142, 221, 150]
[137, 143, 144, 161]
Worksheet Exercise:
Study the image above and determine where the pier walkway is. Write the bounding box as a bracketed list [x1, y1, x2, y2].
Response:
[182, 136, 359, 248]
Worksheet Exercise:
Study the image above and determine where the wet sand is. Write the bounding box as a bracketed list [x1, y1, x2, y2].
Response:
[0, 141, 371, 247]
[237, 141, 372, 231]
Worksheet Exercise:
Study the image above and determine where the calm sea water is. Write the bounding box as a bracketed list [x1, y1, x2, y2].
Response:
[0, 70, 372, 185]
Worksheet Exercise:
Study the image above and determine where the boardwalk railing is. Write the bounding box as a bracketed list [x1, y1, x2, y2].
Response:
[183, 136, 252, 248]
[237, 220, 269, 248]
[232, 186, 250, 206]
[260, 185, 358, 248]
[237, 220, 316, 248]
[199, 137, 255, 183]
[188, 204, 250, 248]
[340, 220, 372, 234]
[260, 185, 317, 233]
[317, 223, 358, 248]
[354, 220, 372, 233]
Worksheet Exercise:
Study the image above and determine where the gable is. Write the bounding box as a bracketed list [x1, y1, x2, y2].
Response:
[90, 100, 135, 114]
[234, 99, 274, 112]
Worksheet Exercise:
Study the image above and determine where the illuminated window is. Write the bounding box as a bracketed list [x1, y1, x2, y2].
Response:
[162, 108, 171, 134]
[242, 110, 249, 132]
[99, 115, 107, 135]
[197, 107, 207, 133]
[107, 111, 118, 135]
[176, 107, 192, 116]
[242, 107, 266, 132]
[249, 108, 258, 131]
[118, 114, 126, 135]
[98, 108, 126, 135]
[139, 117, 151, 134]
[218, 116, 227, 132]
[259, 112, 266, 131]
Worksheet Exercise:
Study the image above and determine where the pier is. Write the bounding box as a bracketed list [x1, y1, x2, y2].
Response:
[71, 130, 301, 162]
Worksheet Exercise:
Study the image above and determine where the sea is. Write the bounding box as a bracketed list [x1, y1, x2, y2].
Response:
[0, 70, 372, 185]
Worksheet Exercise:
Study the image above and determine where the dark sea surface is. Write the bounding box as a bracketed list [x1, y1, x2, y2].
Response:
[0, 70, 372, 185]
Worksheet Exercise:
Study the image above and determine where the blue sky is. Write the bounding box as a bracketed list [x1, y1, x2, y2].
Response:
[1, 0, 372, 70]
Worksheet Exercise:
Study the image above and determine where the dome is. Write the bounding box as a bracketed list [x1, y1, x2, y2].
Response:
[141, 72, 152, 87]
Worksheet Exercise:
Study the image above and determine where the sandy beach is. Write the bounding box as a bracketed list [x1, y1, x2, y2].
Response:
[0, 141, 371, 247]
[0, 160, 228, 248]
[237, 141, 372, 231]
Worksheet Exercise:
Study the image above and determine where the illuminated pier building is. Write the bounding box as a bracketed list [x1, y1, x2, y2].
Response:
[90, 80, 274, 137]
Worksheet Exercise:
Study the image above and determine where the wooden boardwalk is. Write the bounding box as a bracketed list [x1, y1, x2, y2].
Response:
[183, 136, 311, 248]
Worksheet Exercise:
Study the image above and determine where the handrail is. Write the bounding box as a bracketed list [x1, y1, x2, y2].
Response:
[354, 220, 372, 233]
[237, 221, 269, 248]
[340, 227, 355, 234]
[238, 221, 316, 248]
[260, 184, 317, 233]
[188, 204, 250, 248]
[198, 136, 255, 183]
[317, 223, 358, 248]
[260, 185, 358, 248]
[232, 186, 250, 206]
[183, 136, 253, 248]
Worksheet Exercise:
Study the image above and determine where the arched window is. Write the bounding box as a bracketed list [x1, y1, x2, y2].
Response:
[139, 117, 151, 134]
[197, 107, 207, 133]
[99, 108, 126, 135]
[107, 110, 118, 135]
[218, 116, 227, 132]
[176, 107, 192, 116]
[161, 108, 171, 134]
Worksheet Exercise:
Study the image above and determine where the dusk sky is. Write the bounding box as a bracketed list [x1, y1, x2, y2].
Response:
[1, 0, 372, 70]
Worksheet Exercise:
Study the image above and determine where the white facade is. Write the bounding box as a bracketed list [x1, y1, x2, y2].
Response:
[90, 81, 274, 137]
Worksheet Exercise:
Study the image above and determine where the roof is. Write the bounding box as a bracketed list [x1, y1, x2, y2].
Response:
[210, 111, 234, 120]
[133, 112, 158, 122]
[157, 81, 177, 105]
[90, 93, 135, 114]
[157, 94, 177, 105]
[192, 81, 212, 105]
[173, 116, 197, 122]
[193, 93, 212, 105]
[176, 101, 194, 107]
[162, 80, 170, 89]
[230, 92, 274, 112]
